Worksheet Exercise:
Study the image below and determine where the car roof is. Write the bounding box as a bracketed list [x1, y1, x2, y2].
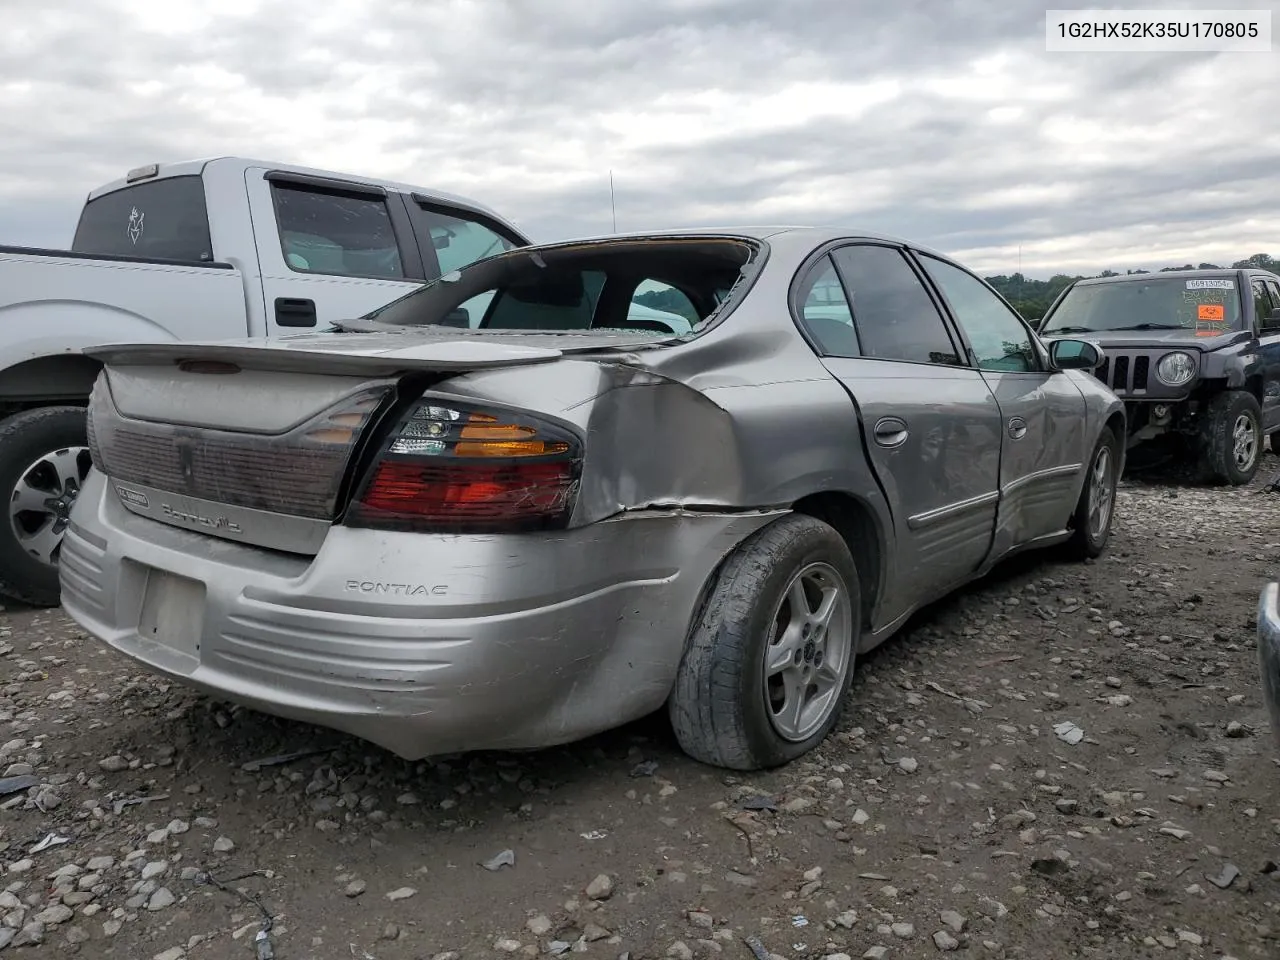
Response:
[524, 225, 958, 263]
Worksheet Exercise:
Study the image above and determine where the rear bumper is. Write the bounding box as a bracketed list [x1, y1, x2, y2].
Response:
[1259, 583, 1280, 745]
[61, 470, 778, 758]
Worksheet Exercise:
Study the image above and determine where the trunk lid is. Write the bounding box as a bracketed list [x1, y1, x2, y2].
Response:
[84, 336, 571, 554]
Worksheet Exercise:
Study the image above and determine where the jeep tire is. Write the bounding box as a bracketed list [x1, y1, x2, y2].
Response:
[1198, 390, 1262, 486]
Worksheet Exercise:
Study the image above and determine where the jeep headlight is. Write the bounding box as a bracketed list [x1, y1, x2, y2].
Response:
[1155, 351, 1196, 386]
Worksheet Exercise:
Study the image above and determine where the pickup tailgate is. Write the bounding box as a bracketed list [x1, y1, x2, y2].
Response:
[84, 337, 566, 554]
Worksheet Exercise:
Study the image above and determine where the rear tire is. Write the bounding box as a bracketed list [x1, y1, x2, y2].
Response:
[1065, 426, 1119, 560]
[1198, 390, 1262, 485]
[0, 407, 92, 607]
[668, 514, 861, 771]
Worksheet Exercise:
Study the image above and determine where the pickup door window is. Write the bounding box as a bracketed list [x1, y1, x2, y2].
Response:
[794, 245, 1003, 618]
[917, 253, 1089, 552]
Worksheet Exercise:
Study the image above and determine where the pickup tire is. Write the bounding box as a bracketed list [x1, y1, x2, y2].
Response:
[0, 406, 92, 607]
[1198, 390, 1262, 486]
[668, 514, 860, 771]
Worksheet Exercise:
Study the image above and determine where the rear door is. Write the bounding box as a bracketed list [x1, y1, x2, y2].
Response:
[246, 169, 427, 332]
[794, 244, 1004, 615]
[1257, 278, 1280, 433]
[915, 252, 1090, 555]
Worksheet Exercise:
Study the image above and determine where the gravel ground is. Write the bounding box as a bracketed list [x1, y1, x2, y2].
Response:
[1, 452, 1277, 960]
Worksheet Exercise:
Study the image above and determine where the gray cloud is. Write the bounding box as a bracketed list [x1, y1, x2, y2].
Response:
[0, 0, 1276, 275]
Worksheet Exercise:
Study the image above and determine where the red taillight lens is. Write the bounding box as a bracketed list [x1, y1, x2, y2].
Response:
[347, 398, 582, 533]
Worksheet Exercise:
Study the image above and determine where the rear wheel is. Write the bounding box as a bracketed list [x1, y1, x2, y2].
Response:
[668, 514, 860, 771]
[1198, 390, 1262, 485]
[0, 407, 92, 607]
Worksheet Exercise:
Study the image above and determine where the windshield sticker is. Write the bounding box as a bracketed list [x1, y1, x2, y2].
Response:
[1186, 279, 1232, 289]
[127, 207, 144, 245]
[1197, 304, 1225, 321]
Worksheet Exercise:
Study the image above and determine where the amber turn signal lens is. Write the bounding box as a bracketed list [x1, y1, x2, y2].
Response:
[454, 440, 570, 458]
[459, 423, 537, 440]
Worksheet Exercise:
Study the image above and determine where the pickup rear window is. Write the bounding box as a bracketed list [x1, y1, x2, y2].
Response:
[1043, 276, 1242, 337]
[72, 175, 214, 263]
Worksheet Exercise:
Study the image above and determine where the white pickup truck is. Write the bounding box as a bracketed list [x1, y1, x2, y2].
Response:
[0, 156, 536, 607]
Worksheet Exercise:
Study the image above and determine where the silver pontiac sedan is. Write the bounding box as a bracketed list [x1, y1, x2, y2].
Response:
[62, 228, 1124, 771]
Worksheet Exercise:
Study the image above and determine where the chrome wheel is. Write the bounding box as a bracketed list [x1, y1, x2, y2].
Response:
[1087, 445, 1115, 539]
[1232, 412, 1259, 474]
[762, 561, 853, 742]
[8, 446, 92, 567]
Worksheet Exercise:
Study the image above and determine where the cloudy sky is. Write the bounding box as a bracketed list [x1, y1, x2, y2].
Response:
[1, 0, 1277, 277]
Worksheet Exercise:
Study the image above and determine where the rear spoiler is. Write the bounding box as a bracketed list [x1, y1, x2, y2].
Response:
[85, 338, 566, 377]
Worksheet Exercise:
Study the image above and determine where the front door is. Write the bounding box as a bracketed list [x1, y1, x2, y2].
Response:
[793, 245, 1004, 620]
[914, 253, 1091, 556]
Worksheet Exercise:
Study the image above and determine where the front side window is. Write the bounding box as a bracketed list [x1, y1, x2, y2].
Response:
[832, 245, 963, 366]
[272, 184, 405, 279]
[921, 255, 1036, 372]
[1252, 280, 1273, 329]
[417, 207, 520, 275]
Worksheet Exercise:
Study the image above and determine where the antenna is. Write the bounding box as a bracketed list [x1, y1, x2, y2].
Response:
[1018, 245, 1022, 274]
[609, 170, 617, 233]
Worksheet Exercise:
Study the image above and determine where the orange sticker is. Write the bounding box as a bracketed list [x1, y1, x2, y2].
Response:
[1198, 304, 1225, 321]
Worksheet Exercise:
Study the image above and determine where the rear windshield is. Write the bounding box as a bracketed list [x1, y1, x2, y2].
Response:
[1043, 276, 1242, 337]
[72, 175, 214, 263]
[364, 238, 758, 336]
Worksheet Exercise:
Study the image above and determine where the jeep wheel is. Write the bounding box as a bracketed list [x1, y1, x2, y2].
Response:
[668, 514, 860, 771]
[1198, 390, 1262, 485]
[0, 407, 92, 607]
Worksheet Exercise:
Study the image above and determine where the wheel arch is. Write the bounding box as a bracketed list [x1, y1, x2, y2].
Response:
[790, 491, 885, 633]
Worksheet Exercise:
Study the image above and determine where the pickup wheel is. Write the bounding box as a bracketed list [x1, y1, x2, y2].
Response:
[1198, 390, 1262, 485]
[0, 407, 92, 607]
[668, 514, 860, 771]
[1065, 426, 1120, 560]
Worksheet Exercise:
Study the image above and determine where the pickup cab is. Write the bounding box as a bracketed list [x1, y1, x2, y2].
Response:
[1036, 268, 1280, 484]
[0, 157, 533, 606]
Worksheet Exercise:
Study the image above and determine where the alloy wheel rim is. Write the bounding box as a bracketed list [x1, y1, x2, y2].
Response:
[1232, 413, 1258, 472]
[1087, 446, 1114, 539]
[8, 446, 92, 567]
[762, 561, 854, 742]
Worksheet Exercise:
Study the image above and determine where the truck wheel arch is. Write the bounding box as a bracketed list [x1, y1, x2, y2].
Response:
[0, 354, 102, 408]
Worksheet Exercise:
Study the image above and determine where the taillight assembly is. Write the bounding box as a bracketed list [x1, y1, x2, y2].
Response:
[346, 399, 583, 533]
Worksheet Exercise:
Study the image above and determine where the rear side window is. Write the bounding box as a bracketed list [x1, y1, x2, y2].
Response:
[830, 245, 963, 366]
[72, 175, 213, 262]
[272, 183, 405, 279]
[794, 256, 859, 356]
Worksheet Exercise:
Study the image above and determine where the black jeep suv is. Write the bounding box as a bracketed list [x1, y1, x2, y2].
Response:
[1037, 269, 1280, 485]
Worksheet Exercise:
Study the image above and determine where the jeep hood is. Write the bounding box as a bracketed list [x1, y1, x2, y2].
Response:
[1041, 328, 1251, 351]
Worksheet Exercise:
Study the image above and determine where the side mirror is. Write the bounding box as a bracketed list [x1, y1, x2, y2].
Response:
[440, 307, 470, 327]
[1266, 306, 1280, 328]
[1049, 338, 1101, 371]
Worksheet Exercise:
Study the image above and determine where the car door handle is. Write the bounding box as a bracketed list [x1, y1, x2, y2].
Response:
[274, 297, 317, 328]
[873, 417, 909, 448]
[1008, 417, 1028, 440]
